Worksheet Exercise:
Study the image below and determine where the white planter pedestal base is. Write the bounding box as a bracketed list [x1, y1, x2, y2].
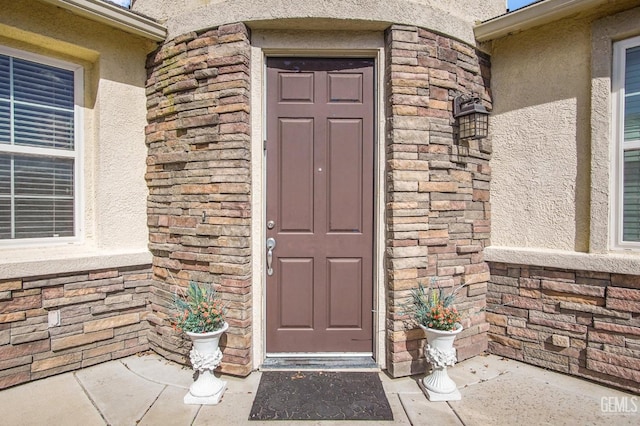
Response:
[418, 379, 461, 401]
[184, 375, 227, 405]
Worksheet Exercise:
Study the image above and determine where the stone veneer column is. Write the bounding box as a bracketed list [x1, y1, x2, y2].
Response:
[385, 25, 492, 377]
[144, 23, 252, 376]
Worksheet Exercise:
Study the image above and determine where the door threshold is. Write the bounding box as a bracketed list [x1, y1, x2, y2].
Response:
[261, 356, 379, 372]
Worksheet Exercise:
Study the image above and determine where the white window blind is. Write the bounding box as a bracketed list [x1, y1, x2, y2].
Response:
[0, 51, 78, 241]
[623, 45, 640, 243]
[624, 150, 640, 241]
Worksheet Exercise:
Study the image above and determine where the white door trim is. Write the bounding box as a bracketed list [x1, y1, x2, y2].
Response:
[250, 30, 386, 369]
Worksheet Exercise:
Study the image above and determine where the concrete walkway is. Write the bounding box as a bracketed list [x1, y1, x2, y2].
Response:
[1, 353, 638, 425]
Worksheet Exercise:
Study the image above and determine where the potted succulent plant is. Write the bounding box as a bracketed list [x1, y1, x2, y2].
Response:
[172, 281, 228, 405]
[411, 281, 464, 401]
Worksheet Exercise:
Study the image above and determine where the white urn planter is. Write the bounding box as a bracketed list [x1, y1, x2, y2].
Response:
[419, 324, 463, 401]
[184, 322, 228, 405]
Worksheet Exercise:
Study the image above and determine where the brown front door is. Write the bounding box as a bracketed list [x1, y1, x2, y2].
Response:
[265, 58, 374, 353]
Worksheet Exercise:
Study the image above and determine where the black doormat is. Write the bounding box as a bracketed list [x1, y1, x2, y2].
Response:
[248, 371, 394, 421]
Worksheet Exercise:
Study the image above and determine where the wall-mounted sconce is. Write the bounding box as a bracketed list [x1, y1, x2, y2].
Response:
[453, 94, 489, 141]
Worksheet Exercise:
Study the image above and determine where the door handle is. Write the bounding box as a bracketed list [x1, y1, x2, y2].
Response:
[266, 238, 276, 276]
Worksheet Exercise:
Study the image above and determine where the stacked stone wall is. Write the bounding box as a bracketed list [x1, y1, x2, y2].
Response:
[488, 262, 640, 393]
[0, 266, 152, 389]
[384, 25, 492, 377]
[144, 23, 252, 376]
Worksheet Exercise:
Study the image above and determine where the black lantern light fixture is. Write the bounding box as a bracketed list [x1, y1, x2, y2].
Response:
[453, 94, 489, 141]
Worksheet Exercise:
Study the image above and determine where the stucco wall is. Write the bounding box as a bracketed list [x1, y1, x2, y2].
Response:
[488, 16, 592, 253]
[486, 4, 640, 274]
[133, 0, 505, 45]
[0, 0, 155, 279]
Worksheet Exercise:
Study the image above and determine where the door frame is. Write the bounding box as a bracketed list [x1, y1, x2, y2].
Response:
[250, 30, 386, 368]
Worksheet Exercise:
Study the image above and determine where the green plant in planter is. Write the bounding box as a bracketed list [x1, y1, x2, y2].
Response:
[411, 281, 463, 331]
[171, 282, 226, 334]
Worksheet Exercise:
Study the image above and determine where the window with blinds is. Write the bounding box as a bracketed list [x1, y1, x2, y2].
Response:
[0, 50, 79, 241]
[614, 37, 640, 249]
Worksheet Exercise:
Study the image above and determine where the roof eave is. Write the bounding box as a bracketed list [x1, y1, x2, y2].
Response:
[474, 0, 608, 42]
[38, 0, 167, 42]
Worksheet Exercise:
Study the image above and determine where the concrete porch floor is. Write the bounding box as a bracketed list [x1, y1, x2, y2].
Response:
[1, 353, 637, 425]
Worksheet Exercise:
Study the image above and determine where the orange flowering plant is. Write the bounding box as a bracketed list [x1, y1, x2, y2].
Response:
[171, 282, 226, 333]
[411, 281, 462, 331]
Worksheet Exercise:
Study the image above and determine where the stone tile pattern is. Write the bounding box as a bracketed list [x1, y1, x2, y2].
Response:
[144, 23, 252, 376]
[384, 25, 492, 377]
[0, 267, 152, 389]
[488, 262, 640, 393]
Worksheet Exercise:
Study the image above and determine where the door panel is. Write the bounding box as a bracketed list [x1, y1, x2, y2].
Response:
[266, 58, 374, 353]
[328, 73, 363, 102]
[279, 118, 314, 233]
[279, 258, 314, 328]
[328, 258, 363, 328]
[328, 119, 363, 233]
[279, 73, 314, 102]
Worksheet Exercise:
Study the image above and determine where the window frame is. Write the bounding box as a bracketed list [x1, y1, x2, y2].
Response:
[611, 35, 640, 251]
[0, 46, 83, 246]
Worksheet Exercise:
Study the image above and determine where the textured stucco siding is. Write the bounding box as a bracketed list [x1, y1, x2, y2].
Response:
[133, 0, 505, 45]
[0, 0, 155, 278]
[486, 4, 640, 277]
[488, 16, 592, 253]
